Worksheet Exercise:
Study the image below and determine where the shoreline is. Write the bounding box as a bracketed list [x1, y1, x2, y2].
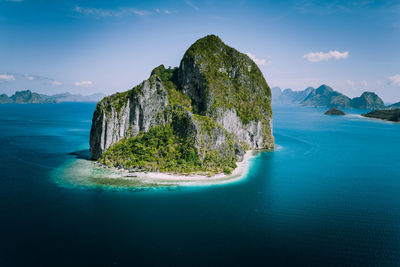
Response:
[349, 113, 400, 124]
[91, 150, 259, 187]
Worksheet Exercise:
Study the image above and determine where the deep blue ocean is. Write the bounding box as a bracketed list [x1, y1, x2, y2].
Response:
[0, 103, 400, 266]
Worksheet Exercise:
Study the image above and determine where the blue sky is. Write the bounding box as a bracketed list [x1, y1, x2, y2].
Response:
[0, 0, 399, 102]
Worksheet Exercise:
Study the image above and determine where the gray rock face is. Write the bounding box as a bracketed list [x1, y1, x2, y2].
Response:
[90, 76, 169, 159]
[215, 108, 271, 149]
[178, 61, 271, 150]
[169, 106, 243, 161]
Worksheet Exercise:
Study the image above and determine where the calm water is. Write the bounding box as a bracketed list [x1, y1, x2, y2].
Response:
[0, 103, 399, 266]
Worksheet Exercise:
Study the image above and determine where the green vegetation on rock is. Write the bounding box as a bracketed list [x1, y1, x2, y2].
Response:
[90, 35, 274, 175]
[179, 35, 272, 124]
[362, 109, 400, 122]
[99, 123, 236, 175]
[151, 65, 192, 111]
[325, 107, 346, 115]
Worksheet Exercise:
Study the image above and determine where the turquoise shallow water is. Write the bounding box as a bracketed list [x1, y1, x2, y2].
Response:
[0, 103, 399, 266]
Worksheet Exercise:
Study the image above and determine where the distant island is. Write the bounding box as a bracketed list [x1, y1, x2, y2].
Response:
[0, 90, 105, 104]
[362, 109, 400, 123]
[90, 35, 274, 178]
[273, 85, 388, 110]
[387, 102, 400, 110]
[325, 107, 345, 115]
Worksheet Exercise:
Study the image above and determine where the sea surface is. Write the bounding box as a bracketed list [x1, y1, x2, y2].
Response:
[0, 103, 400, 266]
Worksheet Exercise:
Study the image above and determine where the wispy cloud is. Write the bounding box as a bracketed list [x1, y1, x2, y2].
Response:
[155, 8, 172, 14]
[184, 0, 199, 11]
[389, 74, 400, 86]
[50, 81, 62, 86]
[347, 79, 370, 91]
[75, 81, 93, 86]
[24, 74, 35, 81]
[74, 6, 150, 17]
[246, 52, 271, 66]
[4, 0, 24, 2]
[303, 50, 349, 62]
[347, 80, 356, 90]
[0, 74, 15, 81]
[294, 1, 347, 15]
[1, 73, 63, 85]
[360, 80, 368, 87]
[294, 0, 380, 15]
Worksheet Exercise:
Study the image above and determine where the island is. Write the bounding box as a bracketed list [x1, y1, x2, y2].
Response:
[362, 109, 400, 123]
[0, 90, 105, 104]
[387, 102, 400, 110]
[350, 92, 385, 110]
[325, 107, 345, 115]
[0, 90, 55, 104]
[272, 85, 386, 110]
[89, 35, 274, 180]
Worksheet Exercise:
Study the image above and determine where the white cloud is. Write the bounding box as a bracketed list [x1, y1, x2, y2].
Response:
[0, 74, 15, 81]
[389, 74, 400, 86]
[74, 6, 150, 17]
[24, 74, 35, 80]
[347, 80, 356, 89]
[163, 9, 171, 14]
[347, 79, 369, 90]
[154, 8, 161, 13]
[303, 50, 349, 62]
[75, 81, 93, 86]
[50, 81, 62, 86]
[246, 52, 270, 66]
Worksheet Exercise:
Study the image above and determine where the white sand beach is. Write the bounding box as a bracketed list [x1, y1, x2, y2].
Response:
[95, 150, 257, 187]
[130, 150, 256, 186]
[53, 150, 262, 188]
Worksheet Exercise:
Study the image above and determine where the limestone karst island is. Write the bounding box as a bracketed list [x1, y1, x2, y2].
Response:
[89, 35, 274, 179]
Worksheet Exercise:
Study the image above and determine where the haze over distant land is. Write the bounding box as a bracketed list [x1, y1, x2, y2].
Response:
[272, 85, 395, 110]
[0, 90, 105, 104]
[0, 1, 399, 102]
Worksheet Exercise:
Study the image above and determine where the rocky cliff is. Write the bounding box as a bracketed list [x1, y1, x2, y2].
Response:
[90, 35, 274, 174]
[89, 75, 169, 160]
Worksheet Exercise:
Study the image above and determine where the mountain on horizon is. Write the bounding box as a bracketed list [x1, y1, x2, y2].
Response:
[0, 90, 105, 104]
[272, 85, 387, 110]
[272, 86, 314, 105]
